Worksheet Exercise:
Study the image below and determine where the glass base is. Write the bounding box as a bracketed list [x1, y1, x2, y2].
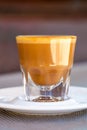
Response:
[21, 66, 71, 102]
[23, 75, 70, 102]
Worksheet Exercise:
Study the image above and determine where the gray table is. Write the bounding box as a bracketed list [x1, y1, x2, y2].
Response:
[0, 63, 87, 130]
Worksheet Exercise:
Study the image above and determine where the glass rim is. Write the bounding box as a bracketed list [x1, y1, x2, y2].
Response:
[16, 35, 77, 44]
[16, 35, 77, 38]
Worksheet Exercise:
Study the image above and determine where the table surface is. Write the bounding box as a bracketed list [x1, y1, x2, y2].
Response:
[0, 63, 87, 130]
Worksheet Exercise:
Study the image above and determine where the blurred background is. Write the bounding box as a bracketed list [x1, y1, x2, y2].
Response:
[0, 0, 87, 74]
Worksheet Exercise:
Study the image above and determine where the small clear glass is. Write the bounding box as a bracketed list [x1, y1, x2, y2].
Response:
[16, 35, 77, 102]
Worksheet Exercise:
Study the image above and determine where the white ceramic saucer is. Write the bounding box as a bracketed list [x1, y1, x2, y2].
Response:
[0, 86, 87, 115]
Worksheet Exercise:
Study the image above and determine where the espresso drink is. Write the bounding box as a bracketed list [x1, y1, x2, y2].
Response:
[17, 36, 76, 86]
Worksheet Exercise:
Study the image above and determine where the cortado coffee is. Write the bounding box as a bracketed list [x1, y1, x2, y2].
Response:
[17, 36, 76, 86]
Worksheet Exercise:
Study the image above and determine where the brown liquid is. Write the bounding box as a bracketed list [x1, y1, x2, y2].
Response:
[16, 36, 76, 86]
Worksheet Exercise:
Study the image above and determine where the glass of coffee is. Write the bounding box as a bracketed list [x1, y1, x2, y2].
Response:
[16, 35, 77, 102]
